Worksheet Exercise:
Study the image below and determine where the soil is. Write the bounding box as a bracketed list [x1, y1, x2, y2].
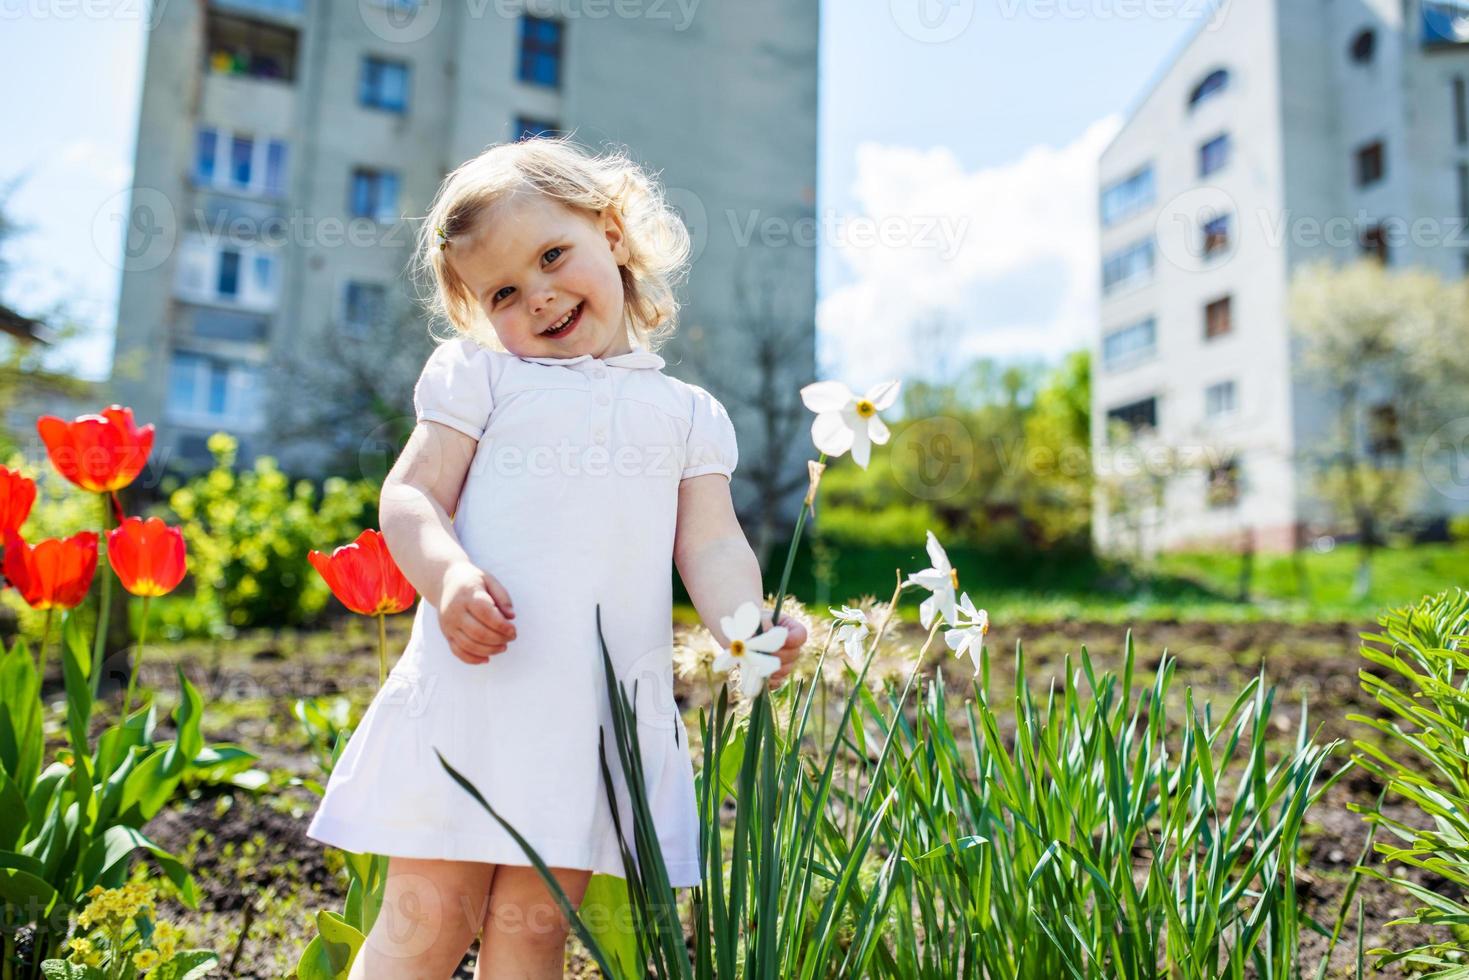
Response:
[48, 615, 1452, 978]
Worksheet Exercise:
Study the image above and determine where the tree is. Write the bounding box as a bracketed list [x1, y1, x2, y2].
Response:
[1288, 259, 1469, 596]
[678, 249, 814, 573]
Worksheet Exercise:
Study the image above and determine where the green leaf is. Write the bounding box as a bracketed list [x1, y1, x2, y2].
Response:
[582, 872, 642, 979]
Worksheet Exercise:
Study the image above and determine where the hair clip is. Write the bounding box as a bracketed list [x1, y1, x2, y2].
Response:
[436, 224, 450, 250]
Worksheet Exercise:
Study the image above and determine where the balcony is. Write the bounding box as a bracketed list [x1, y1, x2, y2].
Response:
[205, 10, 299, 83]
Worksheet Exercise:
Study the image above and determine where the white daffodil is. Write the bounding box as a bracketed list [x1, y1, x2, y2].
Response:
[828, 604, 871, 663]
[799, 379, 901, 469]
[712, 600, 789, 697]
[943, 593, 990, 675]
[904, 529, 960, 629]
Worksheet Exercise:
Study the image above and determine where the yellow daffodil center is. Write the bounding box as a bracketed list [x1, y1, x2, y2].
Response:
[855, 399, 876, 418]
[949, 568, 959, 589]
[730, 639, 746, 656]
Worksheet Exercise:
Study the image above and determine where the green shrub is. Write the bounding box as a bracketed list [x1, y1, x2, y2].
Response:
[164, 434, 378, 634]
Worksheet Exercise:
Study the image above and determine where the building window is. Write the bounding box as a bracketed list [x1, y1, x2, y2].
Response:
[1100, 165, 1155, 227]
[1361, 224, 1389, 263]
[173, 235, 279, 310]
[518, 15, 564, 88]
[1356, 140, 1386, 187]
[1102, 238, 1155, 294]
[1206, 458, 1241, 509]
[1204, 295, 1232, 339]
[1106, 396, 1158, 438]
[350, 168, 400, 223]
[343, 281, 387, 335]
[1188, 68, 1230, 111]
[205, 10, 298, 82]
[1350, 28, 1376, 63]
[217, 251, 241, 298]
[1459, 162, 1469, 225]
[515, 116, 560, 141]
[1202, 213, 1232, 258]
[195, 129, 218, 184]
[360, 56, 409, 112]
[1102, 317, 1157, 372]
[193, 127, 287, 198]
[1199, 133, 1231, 177]
[167, 351, 265, 430]
[1205, 379, 1237, 419]
[1424, 2, 1469, 47]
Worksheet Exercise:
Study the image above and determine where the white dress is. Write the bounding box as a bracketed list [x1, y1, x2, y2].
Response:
[305, 337, 738, 888]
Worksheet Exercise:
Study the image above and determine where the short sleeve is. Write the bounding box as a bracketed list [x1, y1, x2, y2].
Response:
[413, 339, 495, 440]
[682, 385, 738, 481]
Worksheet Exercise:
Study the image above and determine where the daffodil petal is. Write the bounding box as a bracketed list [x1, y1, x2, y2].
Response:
[713, 651, 735, 672]
[729, 601, 761, 641]
[868, 415, 891, 446]
[924, 530, 950, 574]
[746, 625, 788, 653]
[866, 380, 901, 411]
[811, 412, 855, 457]
[800, 380, 855, 413]
[908, 570, 950, 591]
[919, 595, 936, 629]
[850, 425, 872, 469]
[944, 629, 965, 651]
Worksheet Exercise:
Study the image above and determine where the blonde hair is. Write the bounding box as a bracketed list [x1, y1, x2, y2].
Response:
[414, 134, 692, 352]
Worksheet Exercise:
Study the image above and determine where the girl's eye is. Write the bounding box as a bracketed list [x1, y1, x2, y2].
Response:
[489, 248, 563, 305]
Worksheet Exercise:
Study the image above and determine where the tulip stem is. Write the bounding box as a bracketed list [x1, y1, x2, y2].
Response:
[121, 595, 150, 723]
[376, 612, 387, 688]
[37, 607, 54, 685]
[90, 494, 114, 700]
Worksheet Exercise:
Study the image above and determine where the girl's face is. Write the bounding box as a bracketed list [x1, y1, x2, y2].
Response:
[448, 191, 633, 359]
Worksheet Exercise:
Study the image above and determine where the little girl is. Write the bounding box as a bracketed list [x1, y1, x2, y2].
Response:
[306, 135, 808, 979]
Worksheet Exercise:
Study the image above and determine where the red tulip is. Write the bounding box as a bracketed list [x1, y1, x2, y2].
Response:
[37, 405, 155, 493]
[107, 516, 187, 597]
[0, 467, 36, 537]
[3, 531, 99, 610]
[309, 529, 416, 616]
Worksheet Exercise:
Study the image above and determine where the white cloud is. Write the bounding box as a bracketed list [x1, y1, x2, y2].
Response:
[818, 114, 1122, 391]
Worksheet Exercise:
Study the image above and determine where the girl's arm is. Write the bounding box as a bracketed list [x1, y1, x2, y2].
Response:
[381, 420, 518, 663]
[674, 474, 807, 688]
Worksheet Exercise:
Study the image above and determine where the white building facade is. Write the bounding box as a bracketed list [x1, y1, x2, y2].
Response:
[1093, 0, 1469, 554]
[109, 0, 819, 482]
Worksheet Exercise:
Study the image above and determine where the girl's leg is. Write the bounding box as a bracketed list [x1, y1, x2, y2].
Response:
[349, 856, 497, 980]
[472, 866, 593, 980]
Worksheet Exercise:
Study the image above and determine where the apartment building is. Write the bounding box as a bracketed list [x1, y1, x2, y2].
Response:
[1093, 0, 1469, 553]
[109, 0, 819, 488]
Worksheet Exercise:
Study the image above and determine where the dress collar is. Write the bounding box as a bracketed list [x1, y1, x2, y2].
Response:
[516, 345, 665, 370]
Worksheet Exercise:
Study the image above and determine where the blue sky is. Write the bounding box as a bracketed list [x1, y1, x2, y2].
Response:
[0, 1, 1200, 385]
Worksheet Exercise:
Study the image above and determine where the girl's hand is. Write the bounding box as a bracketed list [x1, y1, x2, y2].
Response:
[437, 561, 517, 664]
[762, 611, 808, 690]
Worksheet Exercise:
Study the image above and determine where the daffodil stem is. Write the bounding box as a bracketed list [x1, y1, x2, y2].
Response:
[90, 494, 114, 700]
[121, 595, 150, 722]
[376, 613, 387, 688]
[769, 452, 827, 630]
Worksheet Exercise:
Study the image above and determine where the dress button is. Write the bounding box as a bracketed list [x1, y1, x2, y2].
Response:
[596, 394, 610, 406]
